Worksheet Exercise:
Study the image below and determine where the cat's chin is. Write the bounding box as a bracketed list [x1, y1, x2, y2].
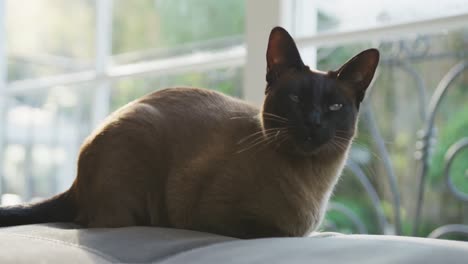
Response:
[284, 141, 327, 157]
[289, 139, 347, 158]
[297, 146, 326, 157]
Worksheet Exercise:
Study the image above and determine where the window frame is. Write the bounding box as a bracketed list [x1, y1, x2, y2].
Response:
[0, 0, 468, 199]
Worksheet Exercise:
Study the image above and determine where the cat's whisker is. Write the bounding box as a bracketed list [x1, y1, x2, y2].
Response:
[329, 140, 346, 153]
[230, 116, 249, 120]
[262, 117, 289, 124]
[330, 136, 350, 150]
[236, 137, 271, 154]
[335, 143, 347, 152]
[244, 130, 282, 147]
[237, 130, 266, 144]
[274, 134, 290, 149]
[336, 129, 395, 146]
[327, 142, 338, 153]
[252, 131, 289, 154]
[262, 112, 288, 121]
[237, 127, 288, 144]
[333, 139, 349, 150]
[261, 115, 289, 123]
[333, 139, 349, 146]
[238, 127, 279, 143]
[236, 129, 285, 153]
[333, 134, 385, 163]
[262, 115, 290, 124]
[270, 131, 289, 144]
[237, 129, 289, 154]
[262, 114, 287, 119]
[333, 134, 350, 140]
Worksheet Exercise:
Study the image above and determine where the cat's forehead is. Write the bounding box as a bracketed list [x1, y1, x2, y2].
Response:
[285, 70, 339, 95]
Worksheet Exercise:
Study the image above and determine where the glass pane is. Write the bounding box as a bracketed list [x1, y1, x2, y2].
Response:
[110, 66, 243, 111]
[1, 66, 243, 202]
[317, 27, 468, 237]
[2, 85, 95, 201]
[316, 0, 468, 33]
[2, 0, 246, 204]
[112, 0, 245, 62]
[6, 0, 95, 81]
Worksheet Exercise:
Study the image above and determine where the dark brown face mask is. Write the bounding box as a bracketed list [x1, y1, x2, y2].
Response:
[262, 27, 380, 156]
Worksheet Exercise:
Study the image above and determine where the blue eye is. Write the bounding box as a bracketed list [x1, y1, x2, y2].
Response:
[289, 94, 299, 103]
[329, 103, 343, 111]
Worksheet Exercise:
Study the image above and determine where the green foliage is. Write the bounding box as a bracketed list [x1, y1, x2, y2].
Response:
[110, 0, 245, 108]
[110, 67, 242, 111]
[113, 0, 245, 54]
[110, 79, 152, 111]
[317, 45, 370, 71]
[428, 104, 468, 194]
[113, 0, 161, 53]
[323, 198, 371, 234]
[324, 169, 382, 234]
[156, 0, 245, 46]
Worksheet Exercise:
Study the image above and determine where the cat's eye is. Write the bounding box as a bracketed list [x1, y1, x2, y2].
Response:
[329, 103, 343, 111]
[289, 94, 299, 103]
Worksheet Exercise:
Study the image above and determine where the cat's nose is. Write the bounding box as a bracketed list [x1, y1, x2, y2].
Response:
[306, 111, 322, 128]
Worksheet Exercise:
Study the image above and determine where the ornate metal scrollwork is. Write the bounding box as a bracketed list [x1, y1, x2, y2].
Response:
[444, 138, 468, 202]
[428, 224, 468, 239]
[323, 35, 468, 240]
[325, 202, 368, 234]
[413, 61, 468, 236]
[324, 161, 389, 234]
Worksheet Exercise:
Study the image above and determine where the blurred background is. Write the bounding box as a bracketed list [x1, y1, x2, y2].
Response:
[0, 0, 468, 239]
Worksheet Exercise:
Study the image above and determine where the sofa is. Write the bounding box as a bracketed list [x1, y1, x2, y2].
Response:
[1, 223, 467, 263]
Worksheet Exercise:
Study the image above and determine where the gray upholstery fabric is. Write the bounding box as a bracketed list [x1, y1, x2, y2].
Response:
[1, 223, 468, 263]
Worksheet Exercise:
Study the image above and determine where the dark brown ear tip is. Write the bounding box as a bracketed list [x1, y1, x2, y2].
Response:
[364, 48, 380, 62]
[269, 26, 291, 39]
[271, 26, 287, 34]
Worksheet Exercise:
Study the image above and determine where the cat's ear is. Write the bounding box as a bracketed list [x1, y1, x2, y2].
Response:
[266, 27, 305, 85]
[335, 49, 380, 103]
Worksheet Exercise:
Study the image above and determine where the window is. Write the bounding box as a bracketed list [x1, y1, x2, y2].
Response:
[1, 0, 245, 201]
[290, 1, 468, 237]
[1, 0, 467, 239]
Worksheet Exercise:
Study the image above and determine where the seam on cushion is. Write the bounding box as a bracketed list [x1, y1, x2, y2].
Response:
[3, 232, 121, 263]
[152, 238, 257, 264]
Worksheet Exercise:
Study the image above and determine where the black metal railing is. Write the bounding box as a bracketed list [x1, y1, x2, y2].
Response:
[324, 36, 468, 240]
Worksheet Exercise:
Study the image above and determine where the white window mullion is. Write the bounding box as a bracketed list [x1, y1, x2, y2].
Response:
[292, 0, 317, 69]
[244, 0, 288, 105]
[296, 13, 468, 48]
[244, 0, 318, 105]
[92, 0, 113, 127]
[58, 0, 114, 192]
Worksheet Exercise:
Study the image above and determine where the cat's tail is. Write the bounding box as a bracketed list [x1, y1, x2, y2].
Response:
[0, 190, 76, 227]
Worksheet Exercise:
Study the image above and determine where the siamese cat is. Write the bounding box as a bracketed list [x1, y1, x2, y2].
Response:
[0, 27, 379, 238]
